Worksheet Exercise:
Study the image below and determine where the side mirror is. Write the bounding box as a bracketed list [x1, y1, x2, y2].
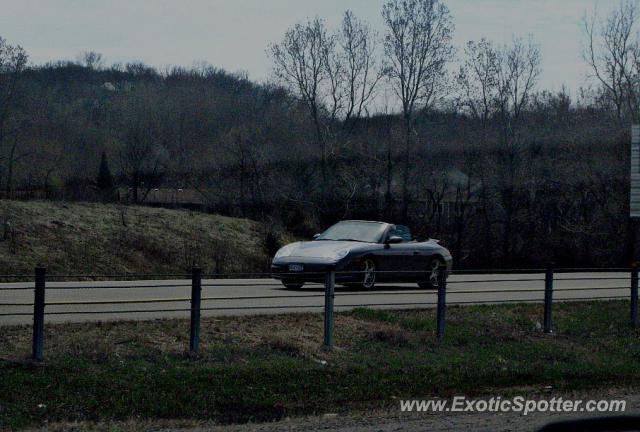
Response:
[386, 235, 403, 245]
[313, 233, 320, 239]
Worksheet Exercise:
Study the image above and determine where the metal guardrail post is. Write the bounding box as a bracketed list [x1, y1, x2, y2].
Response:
[323, 270, 335, 349]
[632, 265, 639, 328]
[544, 263, 554, 334]
[436, 268, 447, 342]
[32, 267, 46, 361]
[190, 266, 202, 354]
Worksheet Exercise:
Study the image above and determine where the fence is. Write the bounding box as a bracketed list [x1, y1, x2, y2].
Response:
[0, 265, 637, 361]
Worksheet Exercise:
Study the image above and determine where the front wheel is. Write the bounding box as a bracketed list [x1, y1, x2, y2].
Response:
[342, 258, 377, 289]
[282, 281, 304, 289]
[360, 258, 376, 289]
[418, 257, 445, 289]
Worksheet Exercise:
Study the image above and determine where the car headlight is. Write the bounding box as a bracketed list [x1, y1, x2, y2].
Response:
[274, 243, 296, 259]
[329, 248, 350, 261]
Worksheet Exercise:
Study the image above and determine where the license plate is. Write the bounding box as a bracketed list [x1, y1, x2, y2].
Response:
[289, 264, 304, 272]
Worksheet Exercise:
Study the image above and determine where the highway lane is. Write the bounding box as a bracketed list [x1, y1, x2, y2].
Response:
[0, 272, 632, 326]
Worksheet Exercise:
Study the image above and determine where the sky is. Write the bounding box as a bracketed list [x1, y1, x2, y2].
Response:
[0, 0, 621, 96]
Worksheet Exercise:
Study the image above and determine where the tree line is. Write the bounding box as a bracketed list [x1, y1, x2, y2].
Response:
[0, 0, 637, 268]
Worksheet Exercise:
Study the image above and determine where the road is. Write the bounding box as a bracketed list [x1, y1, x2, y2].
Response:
[0, 272, 631, 326]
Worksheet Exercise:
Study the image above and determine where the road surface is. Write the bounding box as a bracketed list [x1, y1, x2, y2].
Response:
[0, 272, 631, 326]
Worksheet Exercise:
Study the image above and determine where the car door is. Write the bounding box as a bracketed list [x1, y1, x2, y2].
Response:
[379, 225, 419, 276]
[395, 225, 425, 273]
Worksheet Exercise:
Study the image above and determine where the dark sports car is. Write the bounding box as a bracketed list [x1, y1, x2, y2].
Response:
[271, 220, 452, 289]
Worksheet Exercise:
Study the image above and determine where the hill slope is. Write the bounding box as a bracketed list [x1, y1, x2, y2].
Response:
[0, 200, 274, 276]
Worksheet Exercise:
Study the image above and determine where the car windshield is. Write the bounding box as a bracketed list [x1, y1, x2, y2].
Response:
[316, 221, 387, 243]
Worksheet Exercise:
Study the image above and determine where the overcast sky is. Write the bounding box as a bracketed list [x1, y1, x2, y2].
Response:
[0, 0, 621, 95]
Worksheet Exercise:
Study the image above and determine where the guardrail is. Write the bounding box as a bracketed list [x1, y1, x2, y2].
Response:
[0, 265, 637, 361]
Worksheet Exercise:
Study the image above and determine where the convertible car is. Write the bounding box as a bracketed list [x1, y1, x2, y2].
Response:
[271, 220, 452, 289]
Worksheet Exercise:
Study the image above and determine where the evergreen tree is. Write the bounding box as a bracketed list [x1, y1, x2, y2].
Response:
[96, 151, 114, 195]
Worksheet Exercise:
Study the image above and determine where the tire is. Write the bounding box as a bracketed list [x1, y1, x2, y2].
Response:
[418, 257, 446, 289]
[282, 281, 304, 289]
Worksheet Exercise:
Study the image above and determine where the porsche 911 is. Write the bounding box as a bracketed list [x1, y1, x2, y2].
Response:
[271, 220, 452, 289]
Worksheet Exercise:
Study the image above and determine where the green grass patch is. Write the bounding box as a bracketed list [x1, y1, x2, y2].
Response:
[1, 301, 640, 429]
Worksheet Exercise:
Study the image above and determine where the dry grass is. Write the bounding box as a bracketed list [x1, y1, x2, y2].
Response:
[0, 313, 404, 365]
[368, 328, 411, 347]
[0, 200, 272, 275]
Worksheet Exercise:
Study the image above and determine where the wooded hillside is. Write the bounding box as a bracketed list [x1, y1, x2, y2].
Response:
[0, 0, 636, 268]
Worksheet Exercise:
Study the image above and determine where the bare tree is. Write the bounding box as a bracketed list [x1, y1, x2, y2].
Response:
[269, 17, 333, 184]
[457, 39, 500, 261]
[338, 11, 384, 128]
[269, 12, 382, 188]
[0, 37, 28, 194]
[457, 39, 500, 131]
[496, 37, 542, 132]
[382, 0, 454, 219]
[582, 0, 640, 121]
[495, 37, 541, 263]
[224, 121, 269, 218]
[5, 133, 31, 195]
[459, 36, 541, 147]
[115, 89, 168, 203]
[77, 51, 104, 70]
[457, 36, 541, 264]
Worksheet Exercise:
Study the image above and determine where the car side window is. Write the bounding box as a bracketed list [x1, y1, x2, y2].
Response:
[389, 225, 412, 242]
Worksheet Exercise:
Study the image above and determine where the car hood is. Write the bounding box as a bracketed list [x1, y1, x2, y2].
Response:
[285, 240, 369, 258]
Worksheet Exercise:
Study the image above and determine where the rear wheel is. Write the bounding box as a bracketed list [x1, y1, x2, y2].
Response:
[281, 281, 304, 289]
[418, 257, 445, 289]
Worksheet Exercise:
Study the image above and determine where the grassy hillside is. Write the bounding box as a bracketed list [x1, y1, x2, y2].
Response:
[0, 200, 276, 276]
